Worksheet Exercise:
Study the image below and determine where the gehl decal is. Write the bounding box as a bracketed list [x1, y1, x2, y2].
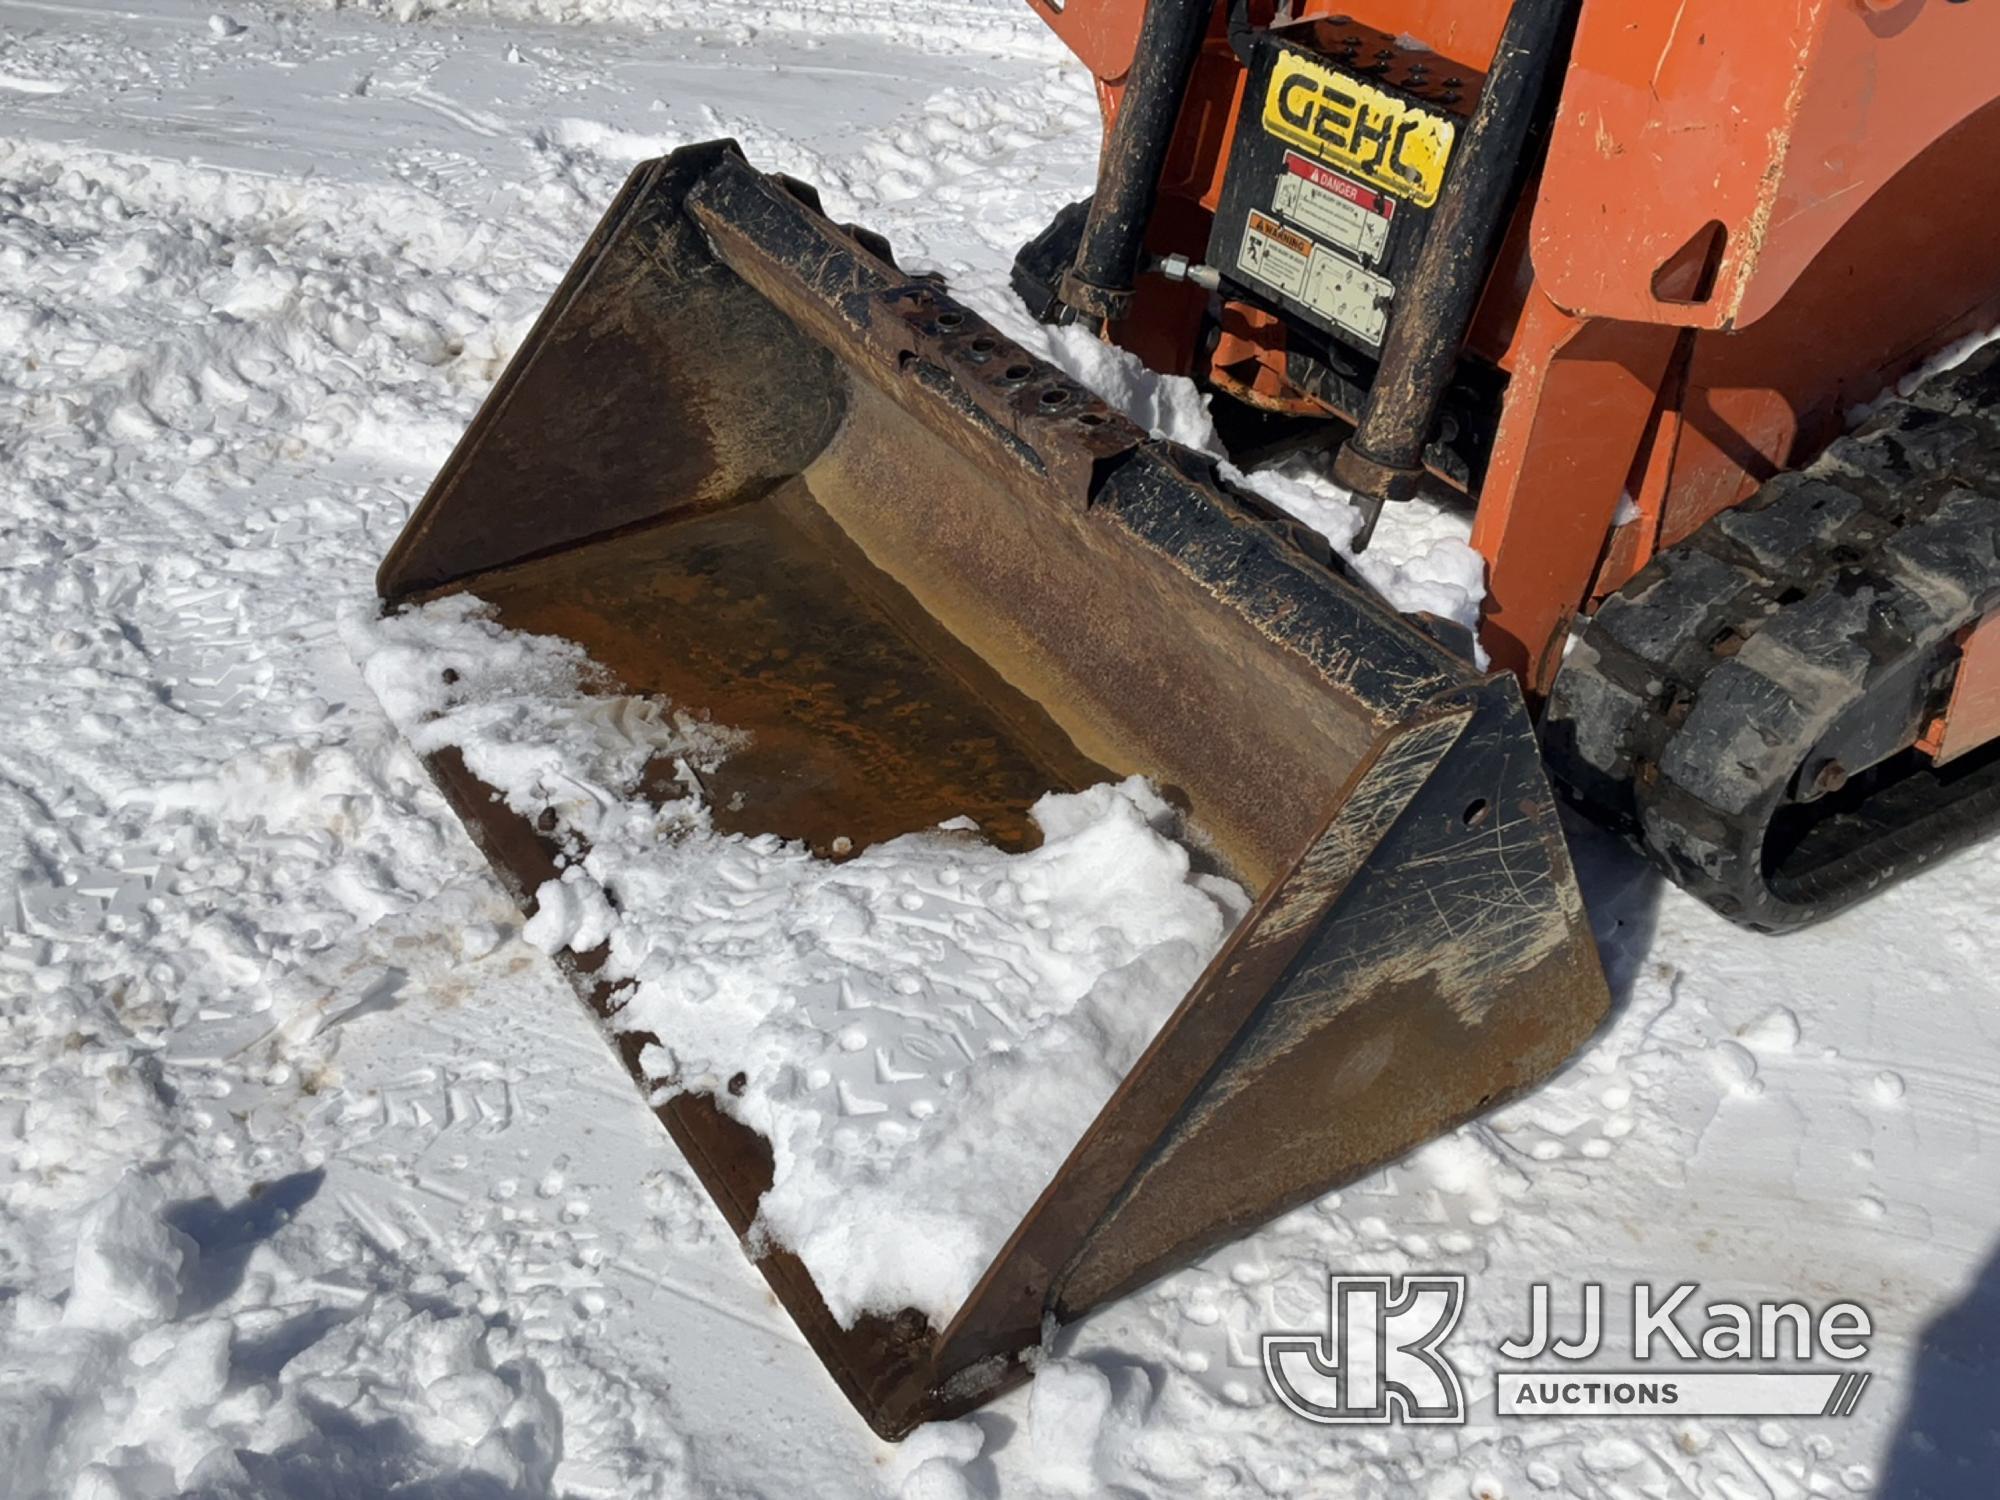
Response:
[1262, 50, 1456, 209]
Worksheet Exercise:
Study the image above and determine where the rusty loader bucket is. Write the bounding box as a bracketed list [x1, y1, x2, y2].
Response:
[378, 142, 1608, 1437]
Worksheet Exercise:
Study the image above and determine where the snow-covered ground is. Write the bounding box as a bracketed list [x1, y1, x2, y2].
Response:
[1, 1, 1996, 1496]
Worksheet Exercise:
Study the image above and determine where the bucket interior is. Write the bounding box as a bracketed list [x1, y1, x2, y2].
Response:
[378, 153, 1413, 890]
[451, 475, 1111, 858]
[423, 370, 1397, 893]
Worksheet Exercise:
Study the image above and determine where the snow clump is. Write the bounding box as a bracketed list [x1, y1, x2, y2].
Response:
[351, 597, 1248, 1328]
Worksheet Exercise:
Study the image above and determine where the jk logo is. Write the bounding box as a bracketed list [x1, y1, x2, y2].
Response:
[1261, 1274, 1468, 1424]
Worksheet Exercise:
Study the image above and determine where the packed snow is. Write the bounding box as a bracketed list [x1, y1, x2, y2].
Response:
[1, 0, 1997, 1497]
[1036, 321, 1493, 638]
[349, 597, 1246, 1328]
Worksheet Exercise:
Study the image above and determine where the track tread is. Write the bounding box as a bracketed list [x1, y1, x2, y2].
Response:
[1545, 343, 2000, 930]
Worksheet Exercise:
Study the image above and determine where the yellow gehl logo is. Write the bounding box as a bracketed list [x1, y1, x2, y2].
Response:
[1261, 50, 1456, 209]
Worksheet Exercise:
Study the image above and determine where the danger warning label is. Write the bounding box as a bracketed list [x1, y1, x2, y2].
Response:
[1273, 152, 1393, 263]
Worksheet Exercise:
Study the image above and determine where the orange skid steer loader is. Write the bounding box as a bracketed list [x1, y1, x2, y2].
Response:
[378, 0, 2000, 1436]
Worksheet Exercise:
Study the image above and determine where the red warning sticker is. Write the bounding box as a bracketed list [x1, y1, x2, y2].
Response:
[1284, 152, 1395, 220]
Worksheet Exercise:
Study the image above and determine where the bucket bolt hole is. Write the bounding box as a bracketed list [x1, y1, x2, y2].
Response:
[935, 310, 965, 331]
[1039, 386, 1075, 408]
[1461, 798, 1490, 829]
[997, 363, 1033, 384]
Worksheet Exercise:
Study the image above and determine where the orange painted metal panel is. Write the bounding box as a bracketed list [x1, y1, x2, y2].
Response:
[1028, 0, 1148, 86]
[1920, 614, 2000, 766]
[1471, 295, 1683, 691]
[1533, 0, 2000, 331]
[1938, 617, 2000, 765]
[1657, 95, 2000, 549]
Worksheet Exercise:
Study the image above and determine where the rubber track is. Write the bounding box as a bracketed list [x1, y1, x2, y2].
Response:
[1544, 341, 2000, 932]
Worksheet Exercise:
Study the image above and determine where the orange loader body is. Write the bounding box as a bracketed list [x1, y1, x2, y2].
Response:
[1036, 0, 2000, 739]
